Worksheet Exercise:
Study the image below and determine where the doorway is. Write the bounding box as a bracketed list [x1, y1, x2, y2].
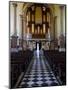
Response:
[36, 41, 41, 50]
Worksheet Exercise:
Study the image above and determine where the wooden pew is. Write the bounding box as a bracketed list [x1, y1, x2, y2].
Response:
[44, 50, 66, 85]
[10, 50, 33, 88]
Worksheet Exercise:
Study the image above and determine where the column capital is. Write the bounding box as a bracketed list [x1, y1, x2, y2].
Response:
[12, 3, 17, 7]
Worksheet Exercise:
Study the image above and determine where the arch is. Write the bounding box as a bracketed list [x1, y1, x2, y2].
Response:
[24, 3, 54, 39]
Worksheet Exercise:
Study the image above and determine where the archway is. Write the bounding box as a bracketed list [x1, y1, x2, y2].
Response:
[26, 3, 53, 39]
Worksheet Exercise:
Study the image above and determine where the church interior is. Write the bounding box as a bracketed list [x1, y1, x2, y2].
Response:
[9, 1, 66, 88]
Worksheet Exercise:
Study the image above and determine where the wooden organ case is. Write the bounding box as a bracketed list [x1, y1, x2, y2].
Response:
[26, 4, 51, 39]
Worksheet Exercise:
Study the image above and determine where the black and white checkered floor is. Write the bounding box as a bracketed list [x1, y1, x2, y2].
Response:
[18, 50, 60, 88]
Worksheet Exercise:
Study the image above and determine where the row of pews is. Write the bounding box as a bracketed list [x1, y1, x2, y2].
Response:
[10, 49, 33, 88]
[43, 50, 66, 85]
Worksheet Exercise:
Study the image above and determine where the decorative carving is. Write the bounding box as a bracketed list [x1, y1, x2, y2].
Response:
[12, 3, 17, 7]
[26, 4, 51, 39]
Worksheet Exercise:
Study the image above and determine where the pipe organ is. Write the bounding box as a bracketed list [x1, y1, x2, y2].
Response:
[26, 4, 51, 38]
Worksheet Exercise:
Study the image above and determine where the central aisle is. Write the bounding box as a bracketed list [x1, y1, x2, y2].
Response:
[18, 50, 59, 88]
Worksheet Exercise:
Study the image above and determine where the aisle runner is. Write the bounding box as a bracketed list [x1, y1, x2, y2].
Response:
[19, 50, 59, 88]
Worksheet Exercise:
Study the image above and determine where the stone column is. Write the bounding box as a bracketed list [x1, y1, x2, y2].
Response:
[59, 6, 65, 49]
[60, 5, 66, 35]
[19, 15, 23, 50]
[13, 3, 17, 35]
[62, 6, 66, 36]
[22, 12, 27, 38]
[11, 3, 18, 48]
[60, 6, 63, 34]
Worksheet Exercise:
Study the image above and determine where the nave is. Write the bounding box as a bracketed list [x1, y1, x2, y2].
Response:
[18, 50, 60, 88]
[10, 2, 66, 88]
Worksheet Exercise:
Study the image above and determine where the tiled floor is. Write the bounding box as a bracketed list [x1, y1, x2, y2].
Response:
[18, 50, 60, 88]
